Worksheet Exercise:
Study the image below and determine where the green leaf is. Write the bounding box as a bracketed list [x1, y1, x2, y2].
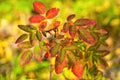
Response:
[84, 51, 91, 59]
[34, 45, 42, 62]
[51, 43, 60, 56]
[15, 34, 28, 44]
[99, 35, 108, 46]
[87, 46, 95, 51]
[39, 41, 47, 51]
[98, 57, 108, 68]
[88, 65, 97, 74]
[42, 31, 46, 37]
[29, 32, 37, 45]
[34, 45, 41, 54]
[18, 25, 32, 32]
[20, 50, 33, 66]
[27, 25, 37, 30]
[64, 45, 77, 50]
[36, 30, 42, 41]
[67, 53, 76, 63]
[60, 48, 66, 63]
[17, 41, 32, 49]
[98, 50, 109, 57]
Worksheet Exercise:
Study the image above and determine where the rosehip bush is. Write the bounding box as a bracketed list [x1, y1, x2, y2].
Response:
[16, 1, 109, 79]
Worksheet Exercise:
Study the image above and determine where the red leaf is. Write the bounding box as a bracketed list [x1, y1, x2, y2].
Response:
[46, 8, 59, 19]
[72, 61, 84, 78]
[99, 29, 108, 35]
[33, 1, 46, 14]
[44, 51, 51, 58]
[69, 25, 76, 37]
[39, 21, 47, 30]
[29, 15, 45, 23]
[78, 27, 95, 45]
[67, 14, 75, 21]
[74, 18, 96, 27]
[62, 23, 69, 33]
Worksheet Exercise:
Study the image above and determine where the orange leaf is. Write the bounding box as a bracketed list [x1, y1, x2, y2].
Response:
[34, 54, 42, 62]
[53, 21, 60, 27]
[39, 21, 47, 30]
[55, 56, 67, 74]
[72, 61, 84, 78]
[33, 1, 46, 14]
[29, 15, 45, 23]
[46, 8, 59, 19]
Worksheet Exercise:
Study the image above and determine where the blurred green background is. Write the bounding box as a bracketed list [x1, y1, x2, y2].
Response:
[0, 0, 120, 80]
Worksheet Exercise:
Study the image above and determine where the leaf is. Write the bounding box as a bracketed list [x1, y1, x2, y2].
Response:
[88, 65, 96, 74]
[33, 1, 46, 14]
[44, 51, 51, 58]
[62, 23, 69, 33]
[39, 21, 47, 30]
[44, 23, 55, 31]
[17, 41, 32, 49]
[29, 15, 45, 23]
[74, 18, 96, 26]
[50, 43, 60, 56]
[78, 27, 94, 45]
[96, 50, 110, 57]
[39, 41, 47, 51]
[18, 25, 32, 32]
[67, 52, 76, 63]
[90, 31, 99, 44]
[87, 46, 95, 51]
[53, 21, 60, 27]
[64, 45, 77, 50]
[46, 8, 59, 19]
[84, 51, 91, 59]
[99, 35, 108, 46]
[34, 45, 42, 62]
[67, 14, 75, 21]
[42, 31, 47, 37]
[69, 25, 76, 37]
[60, 48, 66, 63]
[36, 30, 42, 41]
[34, 45, 41, 54]
[29, 32, 37, 45]
[27, 25, 37, 30]
[20, 50, 33, 66]
[56, 35, 64, 39]
[15, 34, 28, 44]
[55, 56, 67, 74]
[72, 61, 84, 78]
[98, 57, 108, 68]
[61, 38, 70, 45]
[99, 29, 108, 35]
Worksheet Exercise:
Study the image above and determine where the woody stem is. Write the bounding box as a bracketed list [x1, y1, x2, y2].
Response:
[49, 58, 52, 80]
